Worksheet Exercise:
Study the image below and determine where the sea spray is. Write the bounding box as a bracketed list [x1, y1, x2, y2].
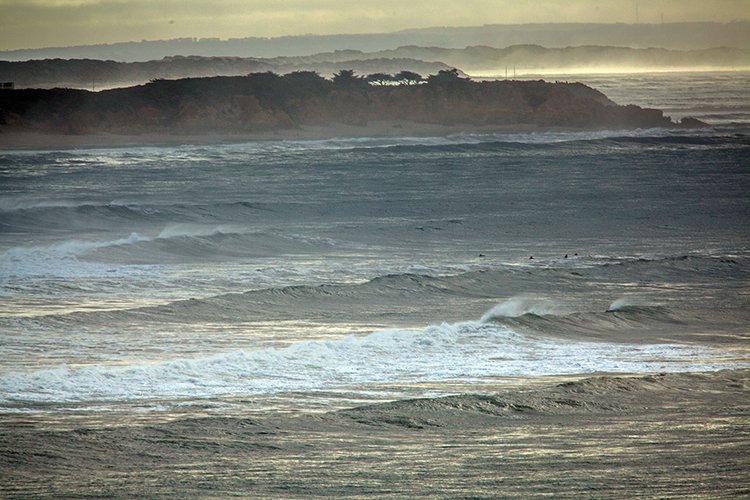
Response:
[480, 296, 563, 322]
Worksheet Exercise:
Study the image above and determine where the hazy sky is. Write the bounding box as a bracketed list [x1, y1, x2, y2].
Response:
[1, 0, 748, 51]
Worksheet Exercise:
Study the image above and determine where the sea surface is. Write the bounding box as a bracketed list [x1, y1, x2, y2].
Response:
[1, 71, 749, 426]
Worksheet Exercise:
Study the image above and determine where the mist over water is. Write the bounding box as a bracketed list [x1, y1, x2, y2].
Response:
[1, 72, 749, 420]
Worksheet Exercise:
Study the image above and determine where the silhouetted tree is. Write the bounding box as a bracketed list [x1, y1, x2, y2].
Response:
[282, 71, 329, 96]
[394, 70, 422, 86]
[426, 68, 465, 86]
[333, 69, 367, 89]
[245, 71, 283, 106]
[245, 71, 281, 91]
[366, 72, 393, 86]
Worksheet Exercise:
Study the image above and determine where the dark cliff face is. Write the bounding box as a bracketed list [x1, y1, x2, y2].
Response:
[0, 72, 674, 135]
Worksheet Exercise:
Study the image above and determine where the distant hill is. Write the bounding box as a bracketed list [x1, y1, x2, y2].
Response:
[0, 71, 685, 141]
[1, 22, 748, 62]
[3, 44, 747, 91]
[308, 45, 750, 76]
[396, 22, 750, 51]
[0, 56, 457, 90]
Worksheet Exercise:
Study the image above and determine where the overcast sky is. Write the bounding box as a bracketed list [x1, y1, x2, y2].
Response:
[1, 0, 748, 51]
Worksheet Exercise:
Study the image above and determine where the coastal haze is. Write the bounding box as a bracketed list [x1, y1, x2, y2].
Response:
[1, 1, 750, 497]
[1, 0, 748, 51]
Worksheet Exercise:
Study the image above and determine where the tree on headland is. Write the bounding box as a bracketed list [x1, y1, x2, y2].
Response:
[332, 69, 367, 89]
[282, 71, 329, 96]
[366, 73, 393, 86]
[426, 68, 466, 87]
[284, 70, 325, 84]
[394, 70, 422, 86]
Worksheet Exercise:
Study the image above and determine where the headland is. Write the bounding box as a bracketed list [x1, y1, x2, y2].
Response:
[0, 71, 703, 150]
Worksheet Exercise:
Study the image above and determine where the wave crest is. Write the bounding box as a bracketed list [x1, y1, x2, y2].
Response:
[480, 296, 562, 322]
[1, 314, 735, 405]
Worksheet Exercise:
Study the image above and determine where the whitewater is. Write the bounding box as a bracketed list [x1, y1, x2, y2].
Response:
[1, 72, 749, 423]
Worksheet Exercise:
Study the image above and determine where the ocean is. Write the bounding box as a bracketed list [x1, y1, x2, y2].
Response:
[1, 71, 749, 427]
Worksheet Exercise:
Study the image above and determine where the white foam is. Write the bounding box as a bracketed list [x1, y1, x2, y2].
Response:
[1, 313, 739, 405]
[0, 233, 145, 278]
[3, 232, 142, 258]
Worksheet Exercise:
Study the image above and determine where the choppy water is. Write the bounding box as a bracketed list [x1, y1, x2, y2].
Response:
[568, 71, 750, 125]
[1, 72, 749, 422]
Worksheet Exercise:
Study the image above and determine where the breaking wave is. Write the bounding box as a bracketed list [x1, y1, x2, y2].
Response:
[0, 199, 268, 233]
[0, 225, 352, 277]
[1, 306, 738, 405]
